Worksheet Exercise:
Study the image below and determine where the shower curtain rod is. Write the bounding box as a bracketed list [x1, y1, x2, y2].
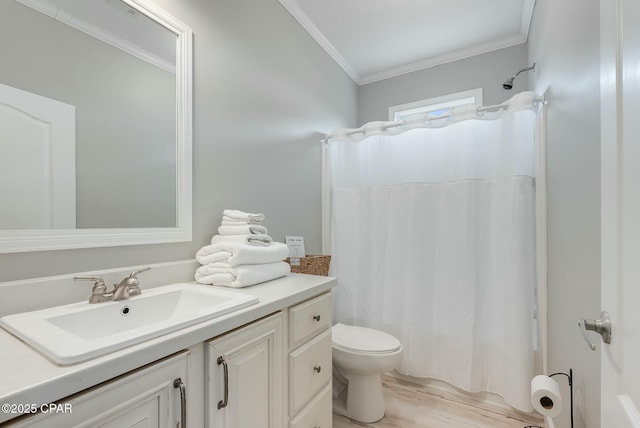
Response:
[337, 103, 511, 140]
[322, 92, 544, 143]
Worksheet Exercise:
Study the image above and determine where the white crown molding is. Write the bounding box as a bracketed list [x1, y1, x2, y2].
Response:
[277, 0, 360, 83]
[360, 34, 527, 85]
[521, 0, 536, 40]
[279, 0, 535, 86]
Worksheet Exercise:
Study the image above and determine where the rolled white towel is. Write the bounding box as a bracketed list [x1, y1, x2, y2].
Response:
[196, 242, 289, 266]
[218, 224, 268, 236]
[222, 209, 265, 224]
[211, 234, 273, 246]
[195, 261, 290, 288]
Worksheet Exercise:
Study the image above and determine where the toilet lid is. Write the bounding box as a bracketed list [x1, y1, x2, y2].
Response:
[332, 323, 401, 354]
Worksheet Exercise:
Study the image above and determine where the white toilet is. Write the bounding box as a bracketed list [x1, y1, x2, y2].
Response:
[331, 323, 403, 423]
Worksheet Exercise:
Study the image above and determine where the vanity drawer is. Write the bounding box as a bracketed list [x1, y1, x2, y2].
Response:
[289, 328, 332, 416]
[288, 292, 331, 349]
[288, 383, 332, 428]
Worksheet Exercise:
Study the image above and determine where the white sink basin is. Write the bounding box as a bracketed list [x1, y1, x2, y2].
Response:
[0, 283, 258, 365]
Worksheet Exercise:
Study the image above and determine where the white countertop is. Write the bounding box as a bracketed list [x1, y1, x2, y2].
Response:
[0, 273, 336, 423]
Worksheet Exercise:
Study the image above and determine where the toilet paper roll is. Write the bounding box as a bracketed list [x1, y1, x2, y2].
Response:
[530, 375, 563, 417]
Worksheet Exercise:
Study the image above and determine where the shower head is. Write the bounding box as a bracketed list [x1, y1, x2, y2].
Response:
[502, 77, 515, 90]
[502, 63, 536, 90]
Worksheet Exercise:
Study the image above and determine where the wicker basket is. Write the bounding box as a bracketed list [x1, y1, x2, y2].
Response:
[285, 255, 331, 276]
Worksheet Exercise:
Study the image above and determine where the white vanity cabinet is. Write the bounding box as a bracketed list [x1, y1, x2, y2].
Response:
[7, 351, 189, 428]
[0, 274, 336, 427]
[206, 312, 283, 428]
[203, 290, 334, 428]
[287, 291, 333, 428]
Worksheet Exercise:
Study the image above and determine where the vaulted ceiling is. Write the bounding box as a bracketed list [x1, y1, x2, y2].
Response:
[279, 0, 535, 85]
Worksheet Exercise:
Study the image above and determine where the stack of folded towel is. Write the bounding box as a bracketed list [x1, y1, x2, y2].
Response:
[195, 210, 290, 287]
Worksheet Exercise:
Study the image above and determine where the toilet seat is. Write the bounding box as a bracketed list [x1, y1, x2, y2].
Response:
[332, 323, 401, 354]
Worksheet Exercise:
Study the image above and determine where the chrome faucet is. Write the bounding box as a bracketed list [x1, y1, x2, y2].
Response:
[74, 267, 150, 303]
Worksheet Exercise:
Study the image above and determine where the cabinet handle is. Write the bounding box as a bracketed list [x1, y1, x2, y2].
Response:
[173, 378, 186, 428]
[217, 356, 229, 409]
[313, 365, 322, 373]
[313, 314, 321, 322]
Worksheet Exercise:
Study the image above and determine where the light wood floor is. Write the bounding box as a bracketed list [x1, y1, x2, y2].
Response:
[333, 375, 545, 428]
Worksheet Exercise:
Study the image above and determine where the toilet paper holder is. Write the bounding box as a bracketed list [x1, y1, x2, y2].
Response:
[549, 369, 573, 428]
[528, 370, 573, 428]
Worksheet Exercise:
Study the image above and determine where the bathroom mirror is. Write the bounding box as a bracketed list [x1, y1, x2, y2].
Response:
[0, 0, 192, 253]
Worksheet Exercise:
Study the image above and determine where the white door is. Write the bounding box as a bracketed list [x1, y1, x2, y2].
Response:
[600, 0, 640, 426]
[0, 83, 76, 229]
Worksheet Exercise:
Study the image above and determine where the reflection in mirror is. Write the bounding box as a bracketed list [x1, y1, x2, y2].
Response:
[0, 0, 192, 252]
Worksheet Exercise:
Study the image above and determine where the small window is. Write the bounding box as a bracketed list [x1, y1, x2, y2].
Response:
[388, 88, 483, 121]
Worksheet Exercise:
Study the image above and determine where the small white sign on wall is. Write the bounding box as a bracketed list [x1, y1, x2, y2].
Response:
[285, 236, 306, 258]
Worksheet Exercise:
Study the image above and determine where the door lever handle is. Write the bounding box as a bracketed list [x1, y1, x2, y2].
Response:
[578, 311, 611, 351]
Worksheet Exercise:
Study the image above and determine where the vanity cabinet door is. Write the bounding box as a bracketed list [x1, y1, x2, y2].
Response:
[6, 351, 189, 428]
[288, 384, 332, 428]
[206, 312, 283, 428]
[288, 329, 332, 415]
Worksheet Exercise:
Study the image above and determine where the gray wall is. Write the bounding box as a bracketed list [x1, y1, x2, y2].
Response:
[0, 0, 357, 282]
[1, 8, 603, 427]
[0, 1, 177, 229]
[528, 0, 601, 427]
[357, 44, 529, 125]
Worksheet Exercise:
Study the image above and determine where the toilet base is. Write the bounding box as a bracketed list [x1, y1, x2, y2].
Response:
[332, 372, 386, 423]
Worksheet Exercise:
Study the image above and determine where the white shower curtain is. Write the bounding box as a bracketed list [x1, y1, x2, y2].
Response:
[328, 92, 543, 412]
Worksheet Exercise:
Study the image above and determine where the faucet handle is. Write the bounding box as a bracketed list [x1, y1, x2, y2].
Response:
[74, 275, 107, 290]
[117, 267, 150, 298]
[74, 276, 110, 303]
[127, 267, 151, 279]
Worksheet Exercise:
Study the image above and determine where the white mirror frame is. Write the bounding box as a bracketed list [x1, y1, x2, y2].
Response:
[0, 0, 193, 253]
